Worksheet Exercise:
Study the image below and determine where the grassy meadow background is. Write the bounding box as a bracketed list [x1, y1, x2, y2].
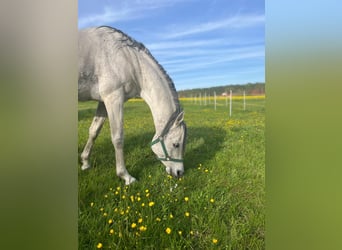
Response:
[78, 96, 265, 249]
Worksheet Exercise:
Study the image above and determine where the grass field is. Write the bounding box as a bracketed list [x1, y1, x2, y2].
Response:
[78, 97, 265, 249]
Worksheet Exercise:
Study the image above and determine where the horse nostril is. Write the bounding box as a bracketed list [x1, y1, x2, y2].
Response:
[176, 170, 184, 177]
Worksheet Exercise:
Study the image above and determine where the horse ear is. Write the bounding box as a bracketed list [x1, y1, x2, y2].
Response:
[173, 111, 184, 127]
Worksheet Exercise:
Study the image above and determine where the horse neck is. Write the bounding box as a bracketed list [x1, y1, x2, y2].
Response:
[139, 55, 179, 136]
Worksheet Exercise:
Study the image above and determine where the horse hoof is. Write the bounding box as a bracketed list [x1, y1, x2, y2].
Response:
[125, 177, 137, 185]
[81, 164, 91, 170]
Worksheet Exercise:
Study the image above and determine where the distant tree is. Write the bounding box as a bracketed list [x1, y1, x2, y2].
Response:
[178, 82, 265, 97]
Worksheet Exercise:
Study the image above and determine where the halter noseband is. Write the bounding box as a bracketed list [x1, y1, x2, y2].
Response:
[150, 110, 184, 163]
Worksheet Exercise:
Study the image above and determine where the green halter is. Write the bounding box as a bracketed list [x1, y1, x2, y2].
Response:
[150, 110, 184, 163]
[150, 136, 183, 163]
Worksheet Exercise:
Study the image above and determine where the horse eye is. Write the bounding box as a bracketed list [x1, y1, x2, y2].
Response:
[173, 143, 180, 148]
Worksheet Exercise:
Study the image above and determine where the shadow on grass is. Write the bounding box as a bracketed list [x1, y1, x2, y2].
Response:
[78, 108, 97, 122]
[184, 126, 225, 169]
[78, 125, 226, 181]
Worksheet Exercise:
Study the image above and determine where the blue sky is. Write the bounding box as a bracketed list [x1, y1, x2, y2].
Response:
[78, 0, 264, 90]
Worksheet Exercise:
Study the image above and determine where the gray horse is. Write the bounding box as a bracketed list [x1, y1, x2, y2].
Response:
[79, 26, 187, 185]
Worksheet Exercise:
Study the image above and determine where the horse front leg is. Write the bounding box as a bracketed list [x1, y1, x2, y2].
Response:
[103, 92, 136, 185]
[81, 102, 107, 170]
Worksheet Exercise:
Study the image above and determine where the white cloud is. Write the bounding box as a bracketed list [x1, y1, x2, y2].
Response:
[79, 7, 130, 28]
[146, 39, 224, 51]
[163, 50, 264, 74]
[78, 0, 190, 28]
[164, 14, 265, 39]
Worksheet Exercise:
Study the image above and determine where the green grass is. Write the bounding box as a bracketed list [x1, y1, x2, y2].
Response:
[78, 98, 265, 249]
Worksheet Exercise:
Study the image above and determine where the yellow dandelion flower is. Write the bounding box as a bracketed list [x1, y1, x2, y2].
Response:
[100, 207, 104, 212]
[109, 229, 114, 234]
[184, 197, 189, 202]
[204, 169, 209, 173]
[116, 187, 121, 191]
[190, 230, 194, 235]
[137, 197, 141, 201]
[96, 243, 103, 248]
[185, 212, 190, 217]
[212, 238, 218, 244]
[130, 195, 135, 202]
[165, 227, 172, 234]
[178, 231, 183, 236]
[122, 195, 126, 199]
[156, 217, 161, 222]
[104, 194, 108, 198]
[115, 191, 119, 195]
[90, 202, 94, 207]
[139, 225, 147, 232]
[148, 201, 155, 207]
[145, 189, 149, 193]
[141, 203, 145, 207]
[131, 223, 137, 228]
[103, 213, 107, 217]
[169, 213, 174, 219]
[108, 219, 113, 224]
[114, 208, 118, 212]
[210, 198, 215, 203]
[138, 218, 143, 223]
[146, 193, 150, 197]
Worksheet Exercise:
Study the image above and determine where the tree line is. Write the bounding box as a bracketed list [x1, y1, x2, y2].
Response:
[177, 82, 265, 97]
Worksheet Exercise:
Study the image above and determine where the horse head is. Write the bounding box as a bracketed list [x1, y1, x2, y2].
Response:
[151, 111, 187, 178]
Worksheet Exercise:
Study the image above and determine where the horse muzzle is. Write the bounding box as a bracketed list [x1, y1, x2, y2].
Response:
[166, 165, 184, 178]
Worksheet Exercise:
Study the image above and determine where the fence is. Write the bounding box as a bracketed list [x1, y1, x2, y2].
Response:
[180, 91, 265, 117]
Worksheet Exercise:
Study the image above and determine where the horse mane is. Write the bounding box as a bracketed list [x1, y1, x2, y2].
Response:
[96, 26, 181, 111]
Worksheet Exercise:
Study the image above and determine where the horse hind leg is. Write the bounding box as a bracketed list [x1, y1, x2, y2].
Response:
[80, 102, 107, 170]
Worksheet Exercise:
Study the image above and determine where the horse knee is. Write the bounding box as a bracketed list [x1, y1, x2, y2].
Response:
[112, 138, 124, 149]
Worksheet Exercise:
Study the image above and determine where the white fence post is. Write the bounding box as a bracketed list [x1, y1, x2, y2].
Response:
[243, 90, 246, 111]
[229, 89, 232, 117]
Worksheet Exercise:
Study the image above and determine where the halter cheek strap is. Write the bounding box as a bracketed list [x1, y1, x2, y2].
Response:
[150, 136, 183, 163]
